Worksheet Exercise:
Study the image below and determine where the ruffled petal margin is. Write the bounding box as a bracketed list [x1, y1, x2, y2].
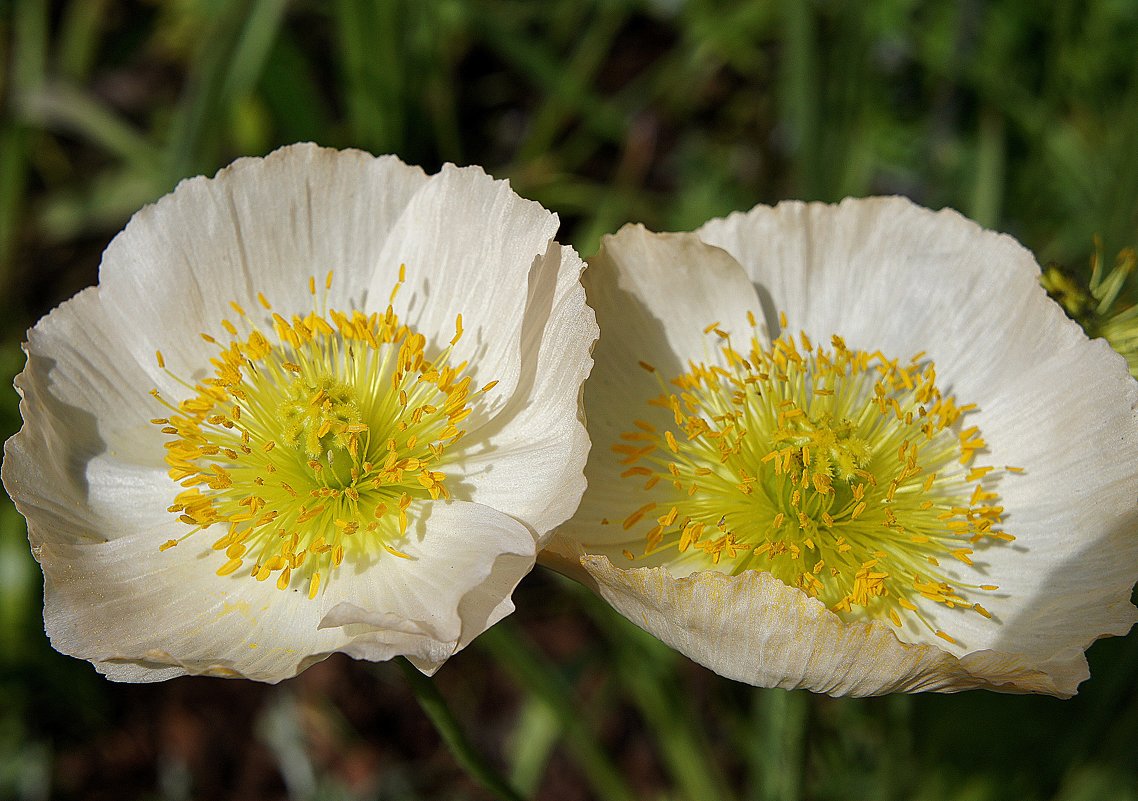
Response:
[556, 226, 761, 555]
[578, 554, 1085, 697]
[28, 494, 534, 683]
[450, 239, 597, 540]
[98, 144, 429, 394]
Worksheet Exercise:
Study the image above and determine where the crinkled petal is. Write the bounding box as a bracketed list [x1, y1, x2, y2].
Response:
[98, 143, 429, 393]
[581, 554, 1080, 697]
[694, 197, 1076, 403]
[22, 483, 348, 682]
[448, 240, 597, 540]
[319, 500, 537, 675]
[3, 145, 584, 682]
[369, 162, 562, 409]
[13, 287, 164, 471]
[556, 226, 761, 551]
[17, 434, 535, 681]
[695, 198, 1138, 665]
[904, 335, 1138, 666]
[2, 288, 169, 551]
[556, 198, 1138, 696]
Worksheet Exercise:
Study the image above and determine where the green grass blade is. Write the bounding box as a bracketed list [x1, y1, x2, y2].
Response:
[17, 82, 160, 170]
[969, 107, 1006, 229]
[505, 696, 561, 797]
[479, 624, 638, 801]
[748, 689, 808, 801]
[55, 0, 109, 80]
[396, 659, 526, 801]
[12, 0, 48, 95]
[258, 30, 331, 144]
[222, 0, 291, 105]
[516, 4, 629, 162]
[474, 10, 628, 145]
[589, 601, 738, 801]
[333, 0, 405, 153]
[165, 0, 266, 180]
[779, 0, 819, 198]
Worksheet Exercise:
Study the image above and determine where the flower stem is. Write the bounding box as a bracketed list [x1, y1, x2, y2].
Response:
[396, 657, 526, 801]
[479, 625, 639, 801]
[747, 687, 808, 801]
[584, 596, 738, 801]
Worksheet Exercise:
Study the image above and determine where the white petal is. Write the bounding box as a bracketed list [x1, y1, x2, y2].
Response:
[320, 500, 537, 674]
[19, 461, 341, 682]
[97, 143, 429, 391]
[22, 455, 534, 681]
[697, 199, 1138, 673]
[694, 197, 1074, 402]
[14, 287, 164, 469]
[588, 224, 763, 380]
[448, 241, 597, 539]
[556, 226, 761, 551]
[370, 163, 561, 407]
[30, 514, 345, 683]
[4, 145, 580, 683]
[2, 288, 171, 550]
[904, 337, 1138, 663]
[581, 555, 1076, 696]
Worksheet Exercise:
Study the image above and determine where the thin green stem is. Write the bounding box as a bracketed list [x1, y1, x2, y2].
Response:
[583, 595, 738, 801]
[396, 658, 526, 801]
[479, 625, 638, 801]
[748, 688, 808, 801]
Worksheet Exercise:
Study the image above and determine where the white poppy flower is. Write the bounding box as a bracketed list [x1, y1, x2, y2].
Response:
[2, 143, 596, 683]
[548, 197, 1138, 697]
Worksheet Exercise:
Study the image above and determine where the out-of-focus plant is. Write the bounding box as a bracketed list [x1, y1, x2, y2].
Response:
[1043, 240, 1138, 376]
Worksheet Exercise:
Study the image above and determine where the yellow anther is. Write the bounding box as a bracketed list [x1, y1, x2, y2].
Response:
[613, 320, 1016, 638]
[154, 273, 487, 600]
[216, 558, 243, 576]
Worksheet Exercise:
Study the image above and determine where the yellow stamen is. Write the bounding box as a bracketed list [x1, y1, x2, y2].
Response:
[612, 317, 1016, 641]
[153, 272, 489, 600]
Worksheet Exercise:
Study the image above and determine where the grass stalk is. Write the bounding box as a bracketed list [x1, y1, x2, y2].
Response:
[397, 658, 526, 801]
[479, 624, 638, 801]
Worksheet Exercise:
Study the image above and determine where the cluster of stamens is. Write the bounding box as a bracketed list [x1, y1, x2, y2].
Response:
[612, 313, 1018, 640]
[151, 268, 493, 599]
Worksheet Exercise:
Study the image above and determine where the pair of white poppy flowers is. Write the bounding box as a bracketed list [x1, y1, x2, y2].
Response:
[4, 144, 1137, 698]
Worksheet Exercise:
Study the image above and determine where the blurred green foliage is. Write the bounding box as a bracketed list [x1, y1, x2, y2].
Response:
[2, 0, 1138, 799]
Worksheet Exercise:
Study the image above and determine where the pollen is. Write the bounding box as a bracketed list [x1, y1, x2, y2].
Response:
[614, 316, 1016, 638]
[152, 270, 485, 598]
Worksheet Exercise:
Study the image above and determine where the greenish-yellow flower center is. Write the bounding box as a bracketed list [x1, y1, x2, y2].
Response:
[615, 314, 1016, 640]
[152, 269, 494, 599]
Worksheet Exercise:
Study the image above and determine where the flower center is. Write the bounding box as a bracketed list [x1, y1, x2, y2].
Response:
[614, 313, 1017, 640]
[152, 269, 494, 599]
